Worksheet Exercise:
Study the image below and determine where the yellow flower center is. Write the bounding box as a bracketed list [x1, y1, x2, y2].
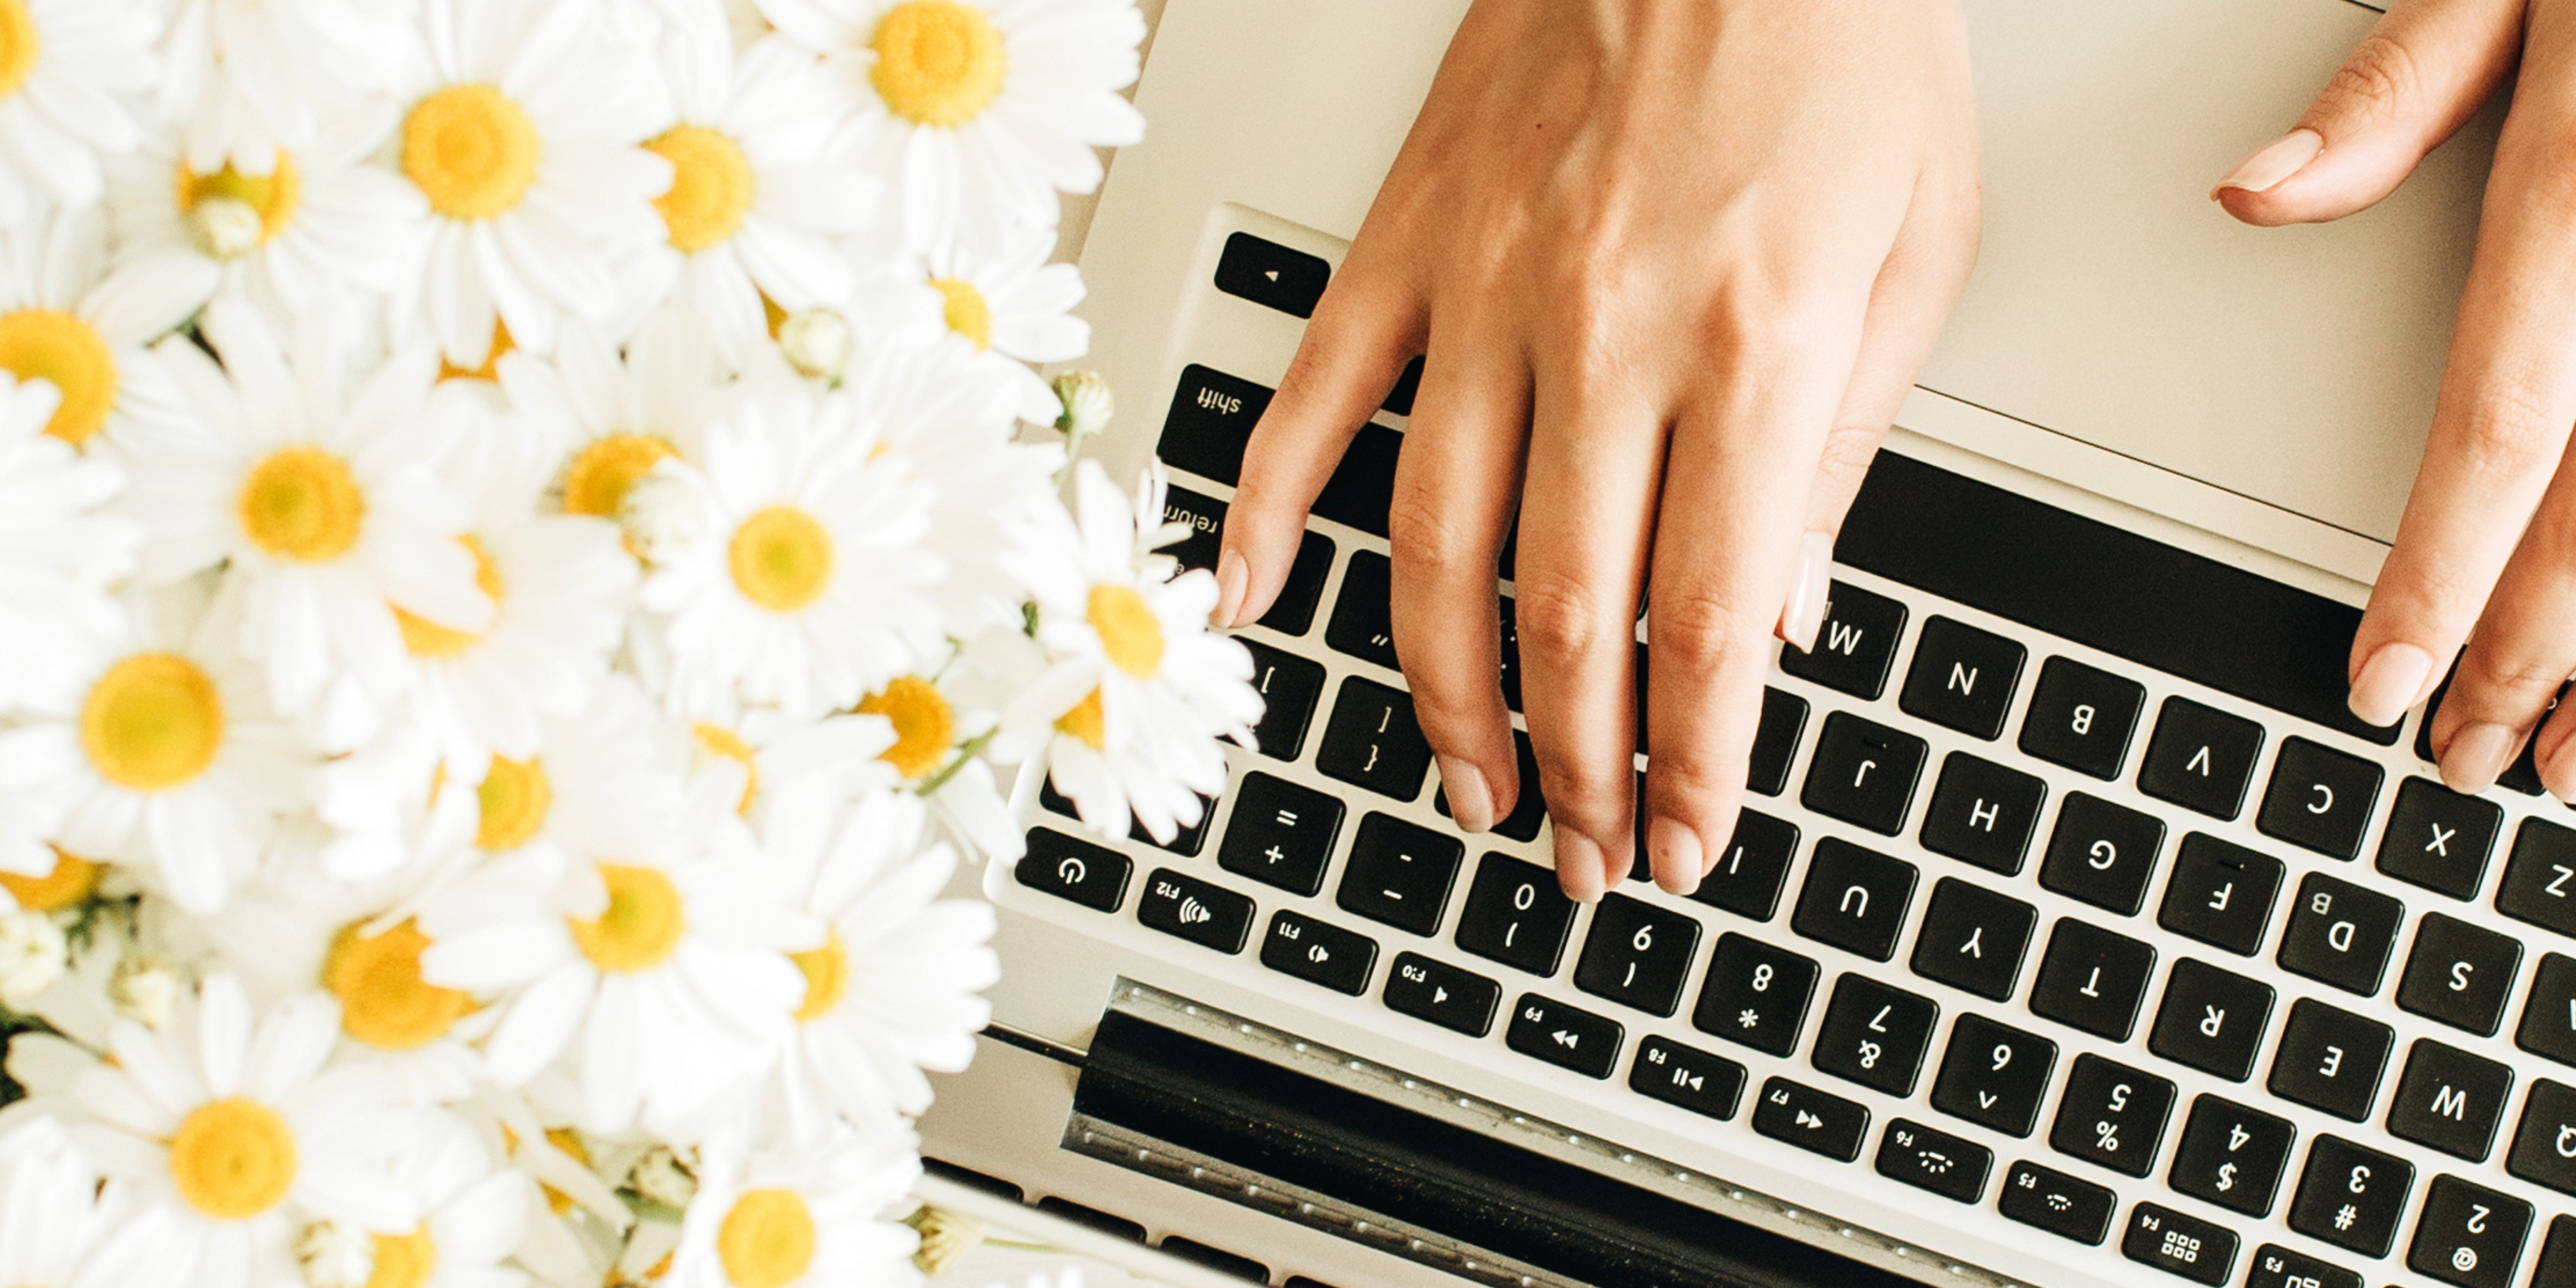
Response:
[0, 846, 101, 913]
[1056, 686, 1105, 751]
[717, 1188, 818, 1288]
[81, 653, 224, 793]
[394, 536, 502, 658]
[562, 432, 676, 520]
[474, 755, 551, 851]
[692, 722, 759, 815]
[645, 126, 755, 253]
[856, 676, 954, 780]
[568, 864, 685, 974]
[168, 1098, 298, 1221]
[0, 0, 37, 100]
[402, 83, 542, 221]
[176, 155, 303, 244]
[789, 929, 848, 1024]
[323, 919, 469, 1052]
[871, 0, 1006, 127]
[367, 1226, 437, 1288]
[729, 505, 834, 612]
[1087, 584, 1163, 679]
[436, 320, 515, 383]
[0, 309, 118, 448]
[929, 277, 993, 350]
[237, 445, 366, 562]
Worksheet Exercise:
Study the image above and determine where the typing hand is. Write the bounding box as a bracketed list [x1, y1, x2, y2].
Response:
[1213, 0, 1980, 900]
[2216, 0, 2576, 799]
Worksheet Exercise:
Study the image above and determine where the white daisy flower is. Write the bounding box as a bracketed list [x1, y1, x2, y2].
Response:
[0, 373, 135, 716]
[121, 302, 488, 742]
[0, 1116, 123, 1288]
[754, 0, 1145, 250]
[158, 0, 424, 179]
[65, 976, 420, 1288]
[688, 708, 897, 823]
[913, 220, 1087, 424]
[0, 203, 202, 457]
[368, 1109, 533, 1288]
[503, 315, 728, 525]
[640, 385, 946, 722]
[0, 0, 158, 215]
[390, 0, 675, 369]
[0, 582, 314, 915]
[666, 1127, 921, 1288]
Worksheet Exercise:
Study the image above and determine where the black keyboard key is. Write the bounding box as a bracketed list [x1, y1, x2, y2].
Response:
[1898, 616, 2026, 740]
[2020, 656, 2146, 780]
[1748, 686, 1809, 797]
[1789, 837, 1917, 961]
[1506, 994, 1622, 1080]
[2051, 1053, 2175, 1178]
[1931, 1014, 2056, 1137]
[1688, 808, 1797, 921]
[1017, 827, 1132, 912]
[1629, 1036, 1746, 1121]
[1213, 231, 1329, 317]
[1335, 813, 1462, 937]
[2167, 1095, 2295, 1218]
[1778, 581, 1906, 700]
[2039, 792, 2167, 915]
[1382, 952, 1500, 1037]
[2267, 998, 2393, 1122]
[2156, 833, 2283, 956]
[2255, 736, 2383, 860]
[2397, 911, 2523, 1036]
[1999, 1160, 2117, 1246]
[1917, 752, 2046, 875]
[1313, 425, 1401, 539]
[1259, 910, 1377, 995]
[1453, 853, 1576, 977]
[2377, 777, 2502, 900]
[2246, 1244, 2361, 1288]
[2388, 1038, 2513, 1161]
[1692, 932, 1818, 1057]
[1435, 729, 1545, 843]
[1161, 487, 1333, 636]
[1217, 772, 1344, 896]
[2029, 918, 2157, 1041]
[2138, 697, 2265, 821]
[1157, 365, 1269, 487]
[2497, 817, 2576, 938]
[1572, 894, 1699, 1018]
[2288, 1134, 2411, 1258]
[2147, 958, 2274, 1082]
[1799, 712, 1927, 836]
[1315, 677, 1431, 801]
[1909, 877, 2035, 1001]
[1323, 550, 1395, 670]
[1137, 868, 1255, 954]
[1751, 1076, 1869, 1162]
[2408, 1174, 2532, 1288]
[1811, 975, 1938, 1096]
[2520, 953, 2576, 1068]
[2541, 1216, 2576, 1288]
[2122, 1202, 2237, 1286]
[1380, 355, 1424, 416]
[2276, 871, 2402, 996]
[1497, 596, 1519, 713]
[1241, 641, 1326, 763]
[2508, 1078, 2576, 1197]
[1876, 1118, 1991, 1203]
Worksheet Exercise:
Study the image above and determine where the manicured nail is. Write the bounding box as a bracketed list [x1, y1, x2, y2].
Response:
[2439, 722, 2519, 796]
[2213, 129, 2323, 198]
[1440, 757, 1494, 834]
[2348, 642, 2434, 728]
[1781, 530, 1832, 652]
[2543, 739, 2576, 804]
[1212, 548, 1248, 627]
[1556, 832, 1605, 904]
[1648, 816, 1703, 897]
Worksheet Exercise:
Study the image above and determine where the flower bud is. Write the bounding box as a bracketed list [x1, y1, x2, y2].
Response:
[294, 1219, 376, 1288]
[908, 1203, 984, 1276]
[188, 196, 265, 261]
[1053, 370, 1112, 438]
[628, 1144, 696, 1209]
[777, 309, 853, 379]
[0, 910, 67, 1008]
[111, 956, 180, 1029]
[618, 473, 706, 567]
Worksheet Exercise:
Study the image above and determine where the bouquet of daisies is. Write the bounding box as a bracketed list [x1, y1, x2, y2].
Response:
[0, 0, 1255, 1285]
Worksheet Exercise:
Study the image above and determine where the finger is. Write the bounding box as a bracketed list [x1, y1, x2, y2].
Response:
[1387, 314, 1530, 834]
[2452, 448, 2576, 795]
[2345, 22, 2576, 729]
[2214, 0, 2521, 226]
[1515, 371, 1661, 902]
[1216, 266, 1423, 627]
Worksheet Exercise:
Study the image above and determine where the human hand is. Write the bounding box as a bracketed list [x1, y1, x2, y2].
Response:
[2214, 0, 2576, 799]
[1212, 0, 1980, 899]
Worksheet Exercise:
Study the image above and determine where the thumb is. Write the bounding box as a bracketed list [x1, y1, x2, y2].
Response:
[2213, 0, 2522, 226]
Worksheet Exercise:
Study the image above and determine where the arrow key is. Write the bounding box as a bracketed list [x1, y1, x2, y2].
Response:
[1506, 993, 1623, 1080]
[1876, 1117, 1993, 1203]
[1629, 1035, 1747, 1121]
[1751, 1076, 1869, 1162]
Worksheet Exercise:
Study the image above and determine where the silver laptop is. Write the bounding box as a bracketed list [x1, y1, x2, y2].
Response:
[915, 3, 2576, 1287]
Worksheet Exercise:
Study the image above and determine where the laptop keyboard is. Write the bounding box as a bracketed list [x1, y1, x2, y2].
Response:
[1001, 232, 2576, 1288]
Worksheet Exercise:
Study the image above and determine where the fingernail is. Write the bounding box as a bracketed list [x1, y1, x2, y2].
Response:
[1648, 816, 1702, 897]
[1441, 757, 1494, 834]
[2348, 642, 2434, 727]
[2542, 736, 2576, 804]
[1780, 530, 1832, 653]
[1556, 832, 1605, 904]
[2440, 722, 2519, 796]
[1212, 548, 1248, 628]
[2212, 129, 2323, 198]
